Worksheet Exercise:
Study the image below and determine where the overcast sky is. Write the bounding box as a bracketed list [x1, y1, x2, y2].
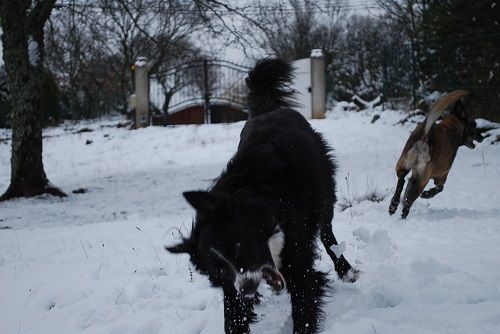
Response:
[0, 1, 381, 67]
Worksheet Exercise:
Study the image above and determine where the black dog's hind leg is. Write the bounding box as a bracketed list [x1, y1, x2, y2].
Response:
[320, 200, 355, 281]
[285, 264, 328, 334]
[389, 169, 409, 215]
[223, 287, 256, 334]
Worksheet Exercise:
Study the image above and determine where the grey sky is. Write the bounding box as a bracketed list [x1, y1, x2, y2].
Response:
[0, 1, 381, 67]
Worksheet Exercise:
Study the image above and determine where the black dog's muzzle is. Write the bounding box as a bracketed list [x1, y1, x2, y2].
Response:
[234, 265, 286, 298]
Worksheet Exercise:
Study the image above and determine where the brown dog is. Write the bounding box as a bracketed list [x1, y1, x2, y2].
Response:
[389, 90, 484, 218]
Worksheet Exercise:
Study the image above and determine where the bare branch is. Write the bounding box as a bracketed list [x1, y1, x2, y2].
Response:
[28, 0, 57, 33]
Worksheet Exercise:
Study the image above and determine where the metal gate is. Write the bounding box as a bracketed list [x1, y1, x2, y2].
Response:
[149, 59, 251, 124]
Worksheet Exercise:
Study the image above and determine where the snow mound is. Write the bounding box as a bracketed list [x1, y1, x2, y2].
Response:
[1, 109, 500, 334]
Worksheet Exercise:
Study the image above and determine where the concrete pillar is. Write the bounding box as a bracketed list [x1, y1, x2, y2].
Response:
[310, 49, 326, 119]
[134, 57, 150, 128]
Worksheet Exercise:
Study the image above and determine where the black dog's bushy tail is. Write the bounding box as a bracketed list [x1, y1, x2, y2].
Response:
[246, 58, 296, 118]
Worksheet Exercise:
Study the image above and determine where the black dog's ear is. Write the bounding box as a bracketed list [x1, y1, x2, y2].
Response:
[165, 240, 192, 254]
[183, 191, 222, 215]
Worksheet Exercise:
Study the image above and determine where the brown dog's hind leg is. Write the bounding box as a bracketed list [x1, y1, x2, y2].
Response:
[389, 169, 409, 215]
[421, 174, 447, 199]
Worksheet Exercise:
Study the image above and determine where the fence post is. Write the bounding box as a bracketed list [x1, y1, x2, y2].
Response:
[311, 49, 326, 119]
[134, 57, 150, 128]
[203, 59, 211, 124]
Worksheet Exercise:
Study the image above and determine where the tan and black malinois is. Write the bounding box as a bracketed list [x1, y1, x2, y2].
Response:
[389, 90, 484, 219]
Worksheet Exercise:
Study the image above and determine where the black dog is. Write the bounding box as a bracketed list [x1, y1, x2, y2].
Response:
[166, 58, 356, 334]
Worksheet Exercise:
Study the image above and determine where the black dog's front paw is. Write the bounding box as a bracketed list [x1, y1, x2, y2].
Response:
[342, 267, 360, 283]
[335, 256, 360, 283]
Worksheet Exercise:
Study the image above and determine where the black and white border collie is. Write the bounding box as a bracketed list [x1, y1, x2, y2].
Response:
[166, 58, 356, 334]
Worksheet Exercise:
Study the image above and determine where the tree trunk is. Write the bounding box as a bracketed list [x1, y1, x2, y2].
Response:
[162, 89, 174, 125]
[0, 0, 65, 201]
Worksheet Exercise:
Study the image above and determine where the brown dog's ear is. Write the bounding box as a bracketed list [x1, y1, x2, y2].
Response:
[183, 191, 223, 216]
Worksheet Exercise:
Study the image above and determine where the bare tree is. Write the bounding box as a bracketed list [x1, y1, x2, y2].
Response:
[332, 15, 392, 101]
[0, 65, 9, 127]
[244, 0, 345, 97]
[47, 1, 112, 119]
[99, 0, 253, 119]
[0, 0, 255, 201]
[147, 38, 204, 115]
[47, 0, 211, 115]
[0, 0, 66, 200]
[248, 0, 344, 59]
[376, 0, 428, 104]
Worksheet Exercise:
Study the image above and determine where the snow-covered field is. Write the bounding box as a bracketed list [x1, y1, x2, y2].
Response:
[1, 109, 500, 334]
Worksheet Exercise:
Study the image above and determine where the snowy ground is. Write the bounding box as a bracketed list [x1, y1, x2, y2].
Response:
[1, 108, 500, 334]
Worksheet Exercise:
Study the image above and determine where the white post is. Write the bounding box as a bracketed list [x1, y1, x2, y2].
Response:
[310, 49, 326, 119]
[134, 57, 150, 128]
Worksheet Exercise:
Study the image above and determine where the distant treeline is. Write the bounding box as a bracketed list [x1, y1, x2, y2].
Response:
[251, 0, 500, 120]
[1, 0, 499, 127]
[0, 0, 208, 128]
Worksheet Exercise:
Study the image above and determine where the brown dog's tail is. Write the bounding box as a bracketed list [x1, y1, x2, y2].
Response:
[424, 90, 471, 135]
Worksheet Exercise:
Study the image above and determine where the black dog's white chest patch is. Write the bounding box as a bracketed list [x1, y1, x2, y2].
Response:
[268, 228, 284, 269]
